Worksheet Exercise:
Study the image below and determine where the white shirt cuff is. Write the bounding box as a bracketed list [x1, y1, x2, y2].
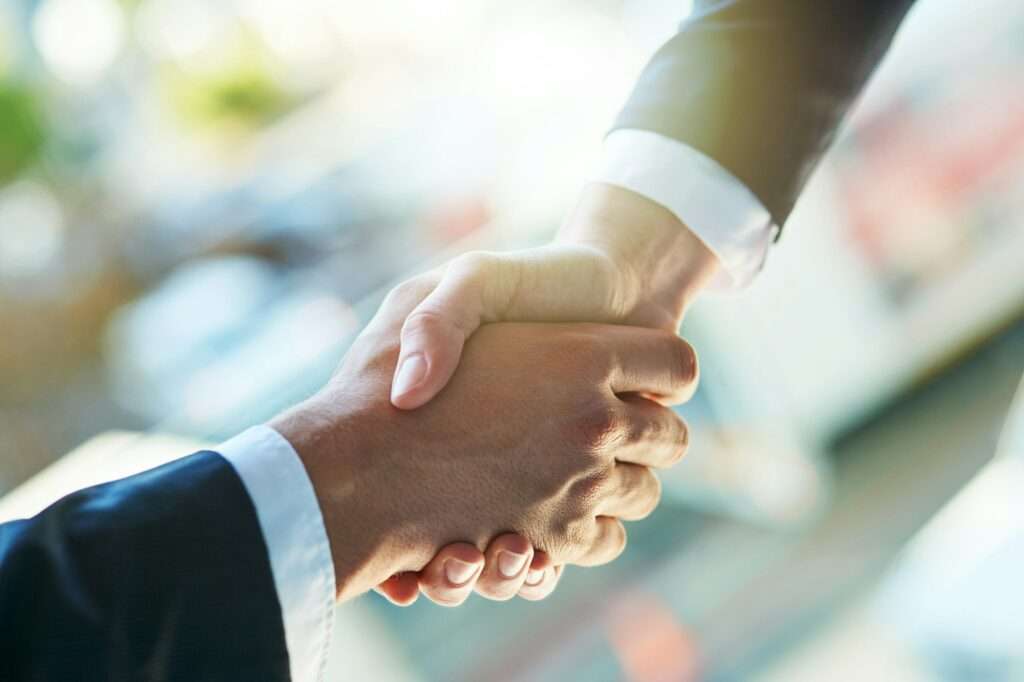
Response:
[218, 425, 335, 682]
[595, 128, 778, 290]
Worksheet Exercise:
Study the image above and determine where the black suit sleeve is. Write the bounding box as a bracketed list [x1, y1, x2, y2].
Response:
[0, 451, 291, 682]
[614, 0, 917, 231]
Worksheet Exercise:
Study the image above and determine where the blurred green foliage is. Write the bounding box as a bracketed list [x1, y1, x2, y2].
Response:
[0, 81, 46, 184]
[167, 66, 294, 132]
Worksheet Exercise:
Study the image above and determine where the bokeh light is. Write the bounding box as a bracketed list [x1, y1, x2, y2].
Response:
[32, 0, 125, 87]
[0, 181, 65, 278]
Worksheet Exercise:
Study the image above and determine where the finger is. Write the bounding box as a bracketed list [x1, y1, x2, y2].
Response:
[374, 572, 420, 606]
[574, 517, 627, 567]
[518, 567, 564, 602]
[365, 271, 444, 339]
[517, 552, 563, 602]
[601, 327, 699, 405]
[390, 246, 623, 409]
[474, 533, 535, 601]
[599, 463, 662, 521]
[417, 543, 485, 607]
[390, 253, 499, 409]
[614, 397, 689, 469]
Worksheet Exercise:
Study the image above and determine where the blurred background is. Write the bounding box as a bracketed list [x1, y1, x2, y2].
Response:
[1, 0, 1023, 679]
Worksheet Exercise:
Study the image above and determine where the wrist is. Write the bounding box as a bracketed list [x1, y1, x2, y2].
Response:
[557, 182, 720, 327]
[268, 401, 419, 601]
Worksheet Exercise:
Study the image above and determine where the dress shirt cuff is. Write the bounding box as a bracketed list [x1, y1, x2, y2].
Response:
[595, 128, 778, 290]
[218, 425, 335, 682]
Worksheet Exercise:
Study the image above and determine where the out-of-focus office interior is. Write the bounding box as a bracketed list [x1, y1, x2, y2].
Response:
[1, 0, 1023, 679]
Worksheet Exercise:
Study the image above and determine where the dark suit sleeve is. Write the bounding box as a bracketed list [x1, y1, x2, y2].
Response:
[0, 452, 290, 682]
[614, 0, 917, 231]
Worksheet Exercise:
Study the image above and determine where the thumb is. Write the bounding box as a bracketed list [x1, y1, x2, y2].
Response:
[389, 246, 630, 410]
[374, 573, 420, 606]
[389, 252, 505, 409]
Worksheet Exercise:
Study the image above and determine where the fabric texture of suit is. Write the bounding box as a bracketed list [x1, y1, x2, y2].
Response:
[0, 452, 290, 682]
[615, 0, 917, 231]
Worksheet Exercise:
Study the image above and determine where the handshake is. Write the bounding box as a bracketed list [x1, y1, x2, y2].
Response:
[271, 184, 720, 606]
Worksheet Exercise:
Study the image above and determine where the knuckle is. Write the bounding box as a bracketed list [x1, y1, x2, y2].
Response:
[386, 276, 434, 309]
[401, 306, 455, 338]
[452, 251, 495, 282]
[568, 469, 611, 509]
[572, 403, 622, 452]
[444, 250, 517, 321]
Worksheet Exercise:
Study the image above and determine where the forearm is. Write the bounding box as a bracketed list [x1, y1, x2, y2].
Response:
[615, 0, 915, 229]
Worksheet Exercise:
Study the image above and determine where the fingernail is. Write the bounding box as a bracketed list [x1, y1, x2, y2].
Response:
[444, 558, 479, 586]
[392, 353, 427, 400]
[526, 569, 545, 585]
[497, 551, 528, 578]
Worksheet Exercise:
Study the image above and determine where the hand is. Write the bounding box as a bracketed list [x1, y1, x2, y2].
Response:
[270, 274, 696, 602]
[389, 182, 719, 410]
[374, 534, 563, 607]
[381, 184, 715, 605]
[380, 184, 717, 606]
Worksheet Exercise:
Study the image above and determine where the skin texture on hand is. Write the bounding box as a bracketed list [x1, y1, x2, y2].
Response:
[380, 183, 720, 605]
[389, 183, 719, 411]
[270, 275, 696, 603]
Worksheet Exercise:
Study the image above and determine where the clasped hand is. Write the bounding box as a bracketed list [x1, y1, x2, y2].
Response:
[273, 184, 717, 606]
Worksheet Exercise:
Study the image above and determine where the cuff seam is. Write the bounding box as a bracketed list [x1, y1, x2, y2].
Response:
[595, 128, 777, 291]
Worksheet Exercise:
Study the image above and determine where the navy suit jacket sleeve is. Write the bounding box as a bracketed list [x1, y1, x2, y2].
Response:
[615, 0, 917, 232]
[0, 451, 291, 682]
